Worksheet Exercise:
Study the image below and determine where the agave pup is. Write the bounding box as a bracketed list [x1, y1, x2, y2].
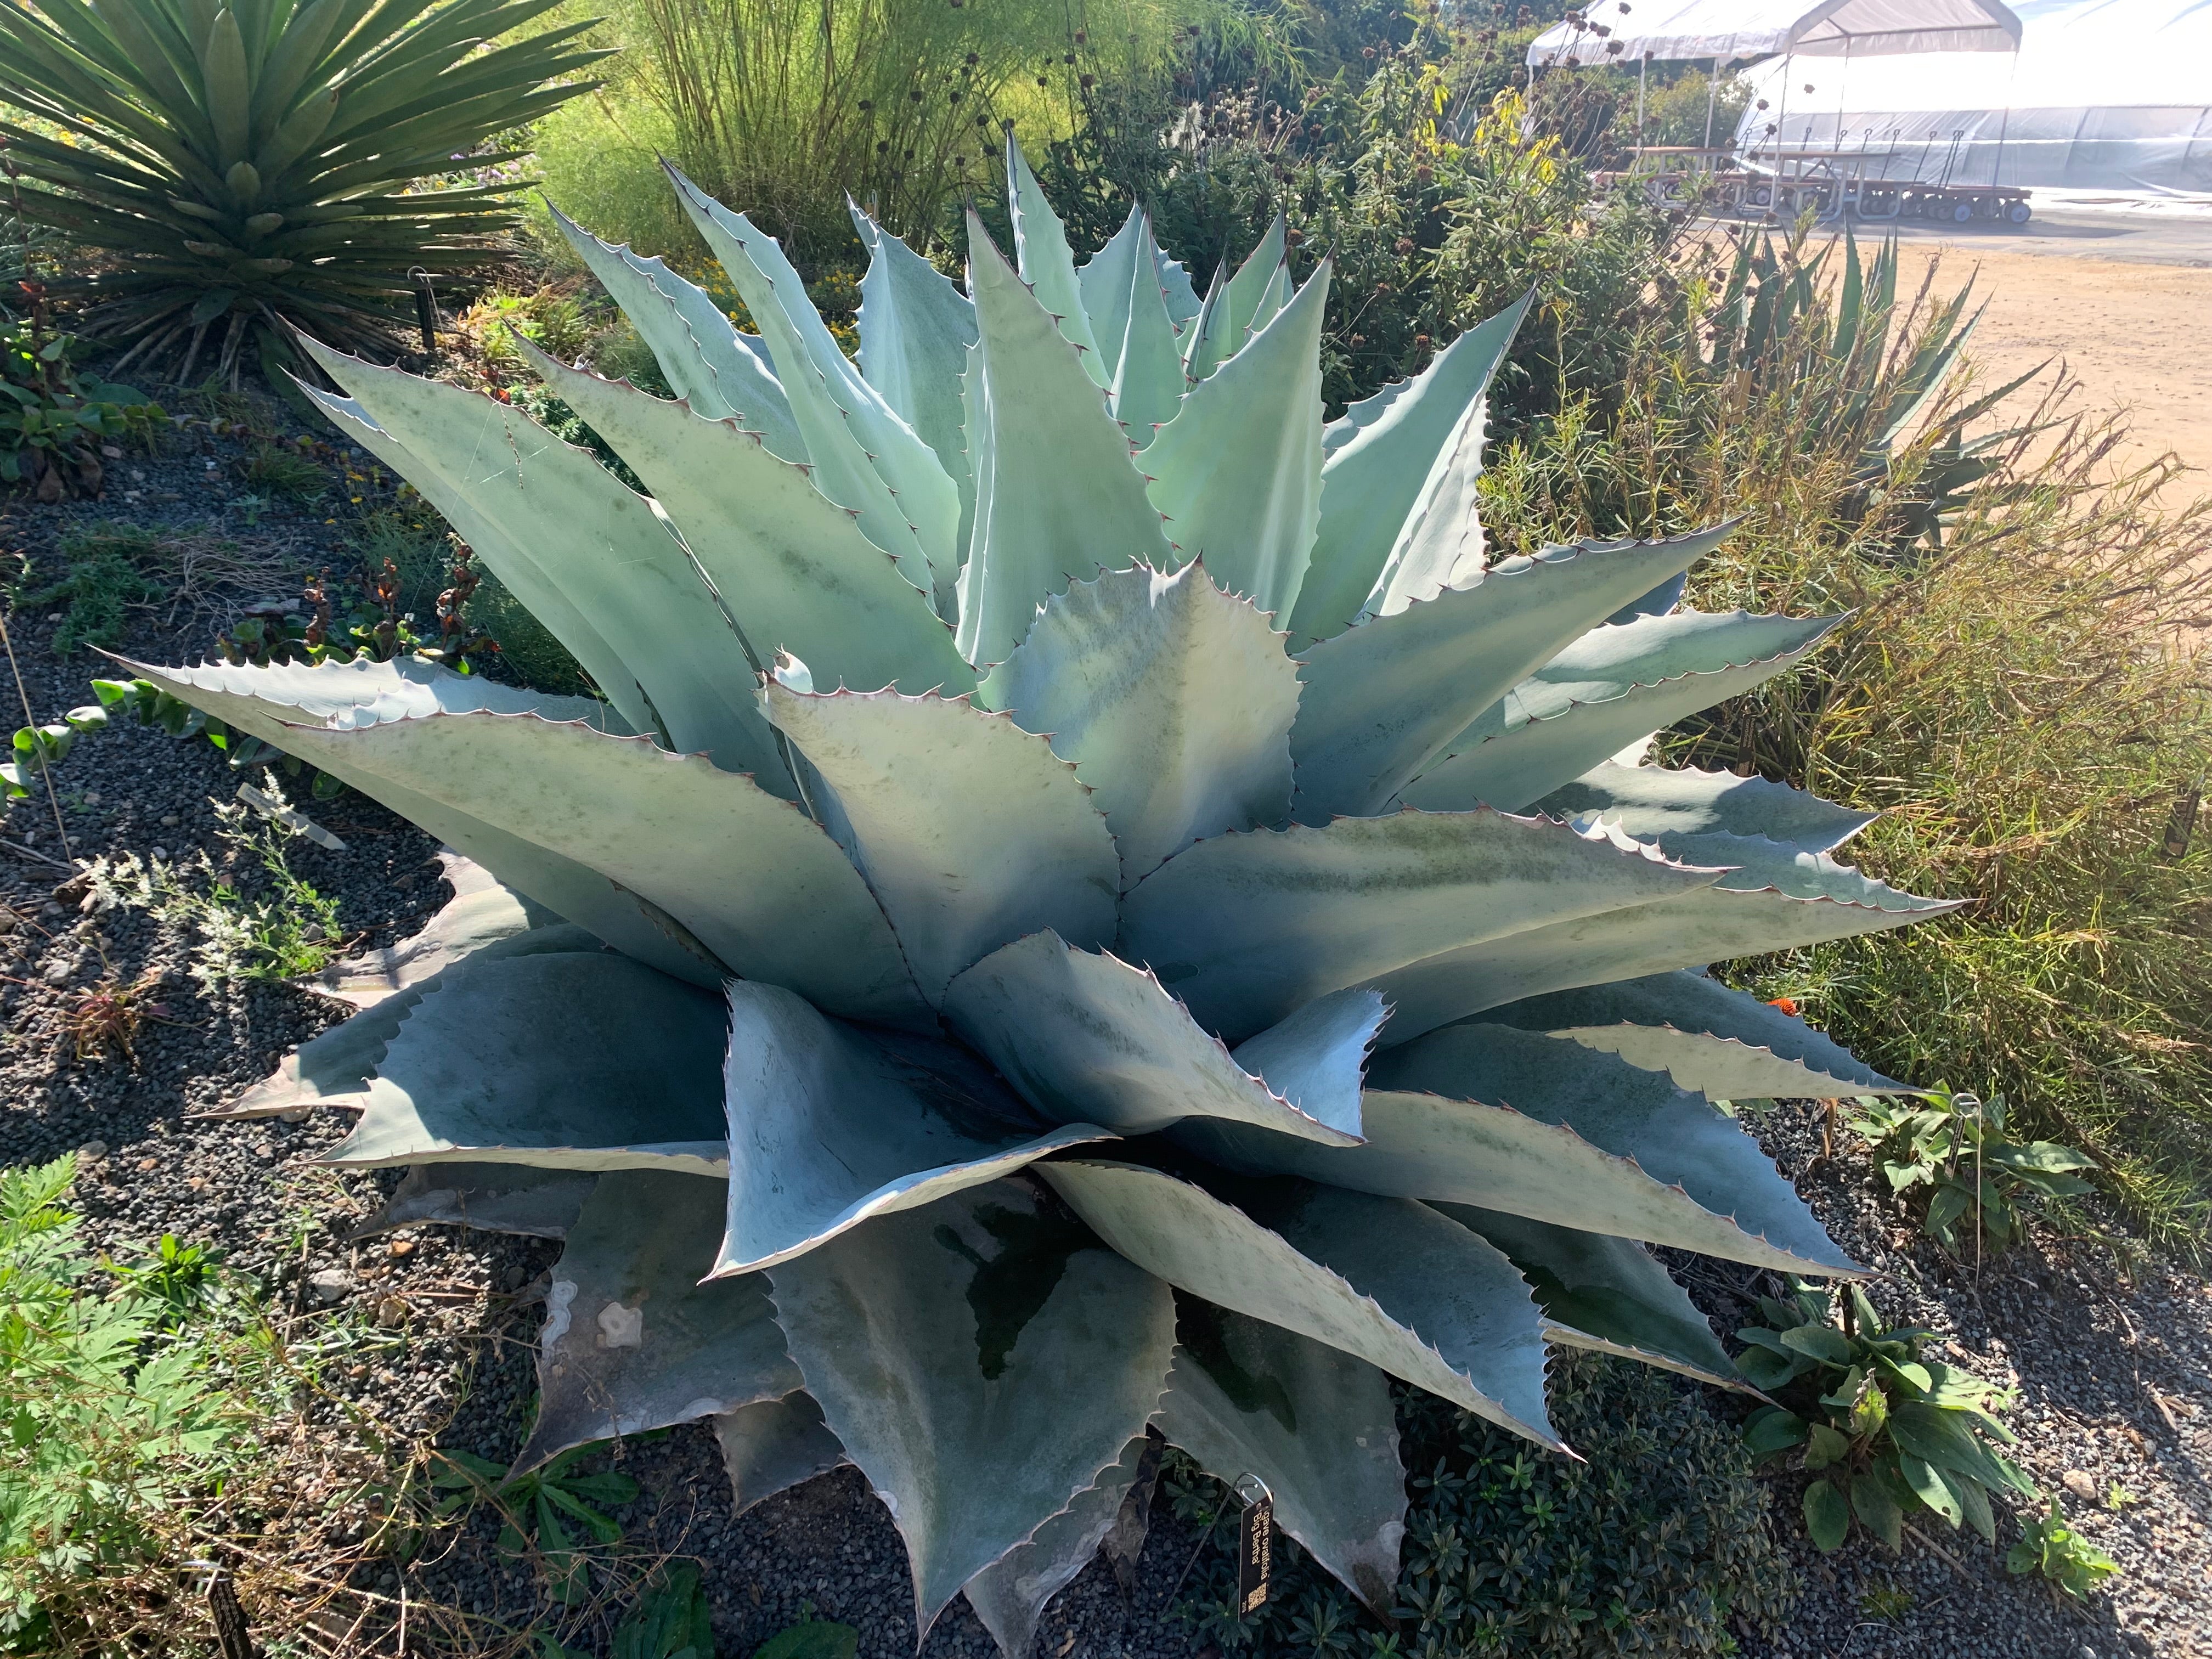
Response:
[125, 143, 1953, 1647]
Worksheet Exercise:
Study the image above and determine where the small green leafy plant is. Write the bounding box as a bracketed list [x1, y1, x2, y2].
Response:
[751, 1602, 858, 1659]
[1738, 1282, 2035, 1553]
[1, 299, 162, 502]
[431, 1443, 639, 1607]
[1850, 1086, 2097, 1254]
[2007, 1499, 2118, 1600]
[9, 523, 169, 654]
[80, 777, 345, 985]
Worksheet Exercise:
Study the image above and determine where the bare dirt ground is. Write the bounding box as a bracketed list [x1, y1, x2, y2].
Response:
[1812, 208, 2212, 495]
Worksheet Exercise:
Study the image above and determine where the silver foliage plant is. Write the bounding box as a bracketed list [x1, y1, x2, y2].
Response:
[126, 143, 1958, 1647]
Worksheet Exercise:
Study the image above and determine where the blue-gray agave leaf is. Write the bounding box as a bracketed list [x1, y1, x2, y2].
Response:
[851, 201, 978, 507]
[1479, 969, 1908, 1099]
[713, 980, 1113, 1275]
[1160, 1299, 1406, 1615]
[1536, 758, 1875, 853]
[715, 1391, 848, 1517]
[324, 952, 730, 1175]
[1005, 134, 1109, 385]
[766, 1177, 1175, 1637]
[963, 1435, 1153, 1659]
[520, 1171, 801, 1469]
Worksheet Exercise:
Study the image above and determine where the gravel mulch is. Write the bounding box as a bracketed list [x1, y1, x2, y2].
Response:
[3, 427, 2208, 1658]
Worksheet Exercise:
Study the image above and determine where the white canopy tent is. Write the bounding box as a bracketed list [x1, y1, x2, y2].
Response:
[1524, 0, 2024, 68]
[1734, 0, 2212, 191]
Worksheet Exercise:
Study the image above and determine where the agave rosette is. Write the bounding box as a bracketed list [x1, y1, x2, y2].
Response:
[124, 144, 1954, 1647]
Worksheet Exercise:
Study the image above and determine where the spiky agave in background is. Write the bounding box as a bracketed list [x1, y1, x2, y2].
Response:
[119, 141, 1958, 1649]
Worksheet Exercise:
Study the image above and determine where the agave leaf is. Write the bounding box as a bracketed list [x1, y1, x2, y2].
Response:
[111, 658, 732, 988]
[712, 981, 1114, 1276]
[1435, 1203, 1746, 1391]
[1400, 611, 1842, 814]
[324, 952, 731, 1175]
[1116, 810, 1719, 1045]
[1154, 240, 1203, 327]
[119, 684, 931, 1025]
[1289, 295, 1529, 646]
[304, 850, 557, 1008]
[1248, 258, 1294, 336]
[516, 339, 974, 698]
[354, 1163, 596, 1240]
[715, 1391, 849, 1516]
[1350, 1025, 1856, 1271]
[975, 561, 1299, 885]
[1536, 759, 1874, 854]
[518, 1171, 802, 1470]
[668, 166, 961, 606]
[1043, 1161, 1558, 1449]
[851, 202, 978, 543]
[1103, 213, 1187, 450]
[1290, 528, 1736, 822]
[963, 1435, 1150, 1659]
[216, 923, 602, 1120]
[760, 679, 1119, 1002]
[943, 932, 1375, 1146]
[1605, 571, 1689, 625]
[549, 203, 802, 459]
[1144, 263, 1328, 620]
[1004, 134, 1107, 386]
[1361, 390, 1486, 619]
[1075, 201, 1148, 388]
[298, 344, 788, 781]
[1182, 213, 1284, 382]
[278, 386, 656, 742]
[1479, 970, 1908, 1098]
[1369, 836, 1961, 1042]
[1161, 1299, 1406, 1614]
[954, 211, 1173, 668]
[765, 1177, 1176, 1635]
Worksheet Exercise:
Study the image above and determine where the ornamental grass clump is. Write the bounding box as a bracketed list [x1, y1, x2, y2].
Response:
[123, 142, 1957, 1649]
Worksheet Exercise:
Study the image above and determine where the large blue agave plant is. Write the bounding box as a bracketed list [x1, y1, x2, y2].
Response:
[128, 143, 1955, 1648]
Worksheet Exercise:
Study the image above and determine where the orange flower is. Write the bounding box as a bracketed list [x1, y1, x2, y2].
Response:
[1767, 997, 1799, 1017]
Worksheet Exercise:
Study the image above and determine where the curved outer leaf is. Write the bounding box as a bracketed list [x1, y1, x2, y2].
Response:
[1535, 758, 1875, 854]
[517, 340, 974, 698]
[1360, 390, 1486, 620]
[963, 1435, 1150, 1659]
[852, 201, 977, 505]
[217, 923, 602, 1121]
[354, 1163, 597, 1241]
[113, 658, 727, 988]
[1116, 810, 1721, 1045]
[1160, 1300, 1406, 1615]
[305, 849, 555, 1007]
[1368, 836, 1959, 1045]
[1005, 134, 1107, 385]
[712, 980, 1114, 1276]
[1290, 528, 1735, 822]
[324, 952, 731, 1175]
[1042, 1161, 1559, 1449]
[1288, 295, 1530, 646]
[148, 699, 931, 1026]
[1480, 970, 1906, 1098]
[520, 1171, 802, 1470]
[1182, 214, 1284, 382]
[1075, 202, 1148, 388]
[954, 212, 1173, 668]
[975, 561, 1299, 886]
[1435, 1203, 1746, 1390]
[715, 1391, 849, 1517]
[669, 166, 961, 606]
[761, 681, 1119, 1002]
[300, 342, 790, 783]
[297, 387, 653, 743]
[1400, 610, 1843, 815]
[944, 932, 1373, 1146]
[549, 203, 803, 459]
[1144, 263, 1328, 621]
[1348, 1024, 1857, 1271]
[765, 1177, 1176, 1635]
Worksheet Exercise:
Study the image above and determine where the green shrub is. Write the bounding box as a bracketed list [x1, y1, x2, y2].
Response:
[2, 304, 161, 502]
[1176, 1351, 1797, 1656]
[1850, 1085, 2097, 1255]
[9, 522, 169, 654]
